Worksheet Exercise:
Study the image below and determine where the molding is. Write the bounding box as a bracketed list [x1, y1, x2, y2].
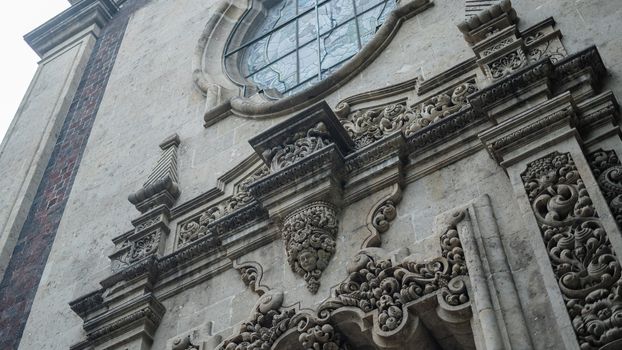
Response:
[25, 0, 119, 58]
[198, 0, 434, 124]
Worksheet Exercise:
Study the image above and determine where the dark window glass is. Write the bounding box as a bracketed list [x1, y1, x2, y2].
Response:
[226, 0, 395, 97]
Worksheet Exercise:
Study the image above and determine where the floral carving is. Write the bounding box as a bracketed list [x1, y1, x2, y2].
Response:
[263, 122, 333, 171]
[528, 40, 566, 64]
[521, 152, 622, 349]
[176, 166, 268, 248]
[217, 292, 351, 350]
[339, 80, 478, 148]
[588, 149, 622, 229]
[486, 50, 526, 79]
[281, 201, 339, 294]
[218, 292, 296, 350]
[318, 216, 469, 332]
[298, 324, 351, 350]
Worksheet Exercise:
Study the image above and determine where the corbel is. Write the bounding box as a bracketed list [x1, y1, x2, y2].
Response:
[247, 101, 355, 293]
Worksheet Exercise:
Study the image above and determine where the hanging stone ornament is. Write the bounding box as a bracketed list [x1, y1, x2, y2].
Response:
[281, 201, 339, 294]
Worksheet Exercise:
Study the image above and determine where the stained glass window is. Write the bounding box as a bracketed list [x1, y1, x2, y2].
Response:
[225, 0, 395, 97]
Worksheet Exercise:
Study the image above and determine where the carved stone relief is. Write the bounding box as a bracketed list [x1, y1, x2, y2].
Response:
[363, 184, 402, 248]
[262, 122, 334, 172]
[176, 165, 269, 249]
[233, 260, 270, 296]
[338, 79, 478, 148]
[281, 201, 339, 294]
[522, 152, 622, 349]
[319, 212, 469, 333]
[216, 211, 474, 350]
[588, 149, 622, 229]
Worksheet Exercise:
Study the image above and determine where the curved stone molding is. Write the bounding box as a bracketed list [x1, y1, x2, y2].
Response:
[232, 260, 270, 296]
[281, 201, 339, 294]
[363, 183, 402, 248]
[196, 0, 433, 125]
[521, 152, 622, 349]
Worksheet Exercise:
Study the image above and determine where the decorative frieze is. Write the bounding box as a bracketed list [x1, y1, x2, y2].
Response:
[521, 152, 622, 349]
[176, 166, 268, 249]
[281, 201, 339, 294]
[338, 79, 478, 148]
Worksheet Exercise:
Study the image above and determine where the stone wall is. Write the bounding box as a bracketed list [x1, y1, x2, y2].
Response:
[4, 0, 622, 349]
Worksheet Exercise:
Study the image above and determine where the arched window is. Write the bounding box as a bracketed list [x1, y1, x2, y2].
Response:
[224, 0, 396, 98]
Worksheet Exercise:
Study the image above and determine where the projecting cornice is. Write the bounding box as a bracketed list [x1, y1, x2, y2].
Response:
[25, 0, 119, 58]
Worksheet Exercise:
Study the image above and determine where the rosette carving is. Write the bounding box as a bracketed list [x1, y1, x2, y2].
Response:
[262, 122, 333, 172]
[522, 152, 622, 349]
[281, 202, 339, 294]
[588, 149, 622, 228]
[318, 218, 469, 332]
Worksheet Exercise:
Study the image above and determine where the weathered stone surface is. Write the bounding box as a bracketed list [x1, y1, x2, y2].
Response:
[1, 0, 622, 349]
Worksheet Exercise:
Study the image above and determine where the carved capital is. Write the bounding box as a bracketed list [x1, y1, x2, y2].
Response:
[281, 201, 338, 294]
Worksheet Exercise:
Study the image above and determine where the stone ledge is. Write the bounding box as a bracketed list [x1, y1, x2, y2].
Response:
[25, 0, 119, 57]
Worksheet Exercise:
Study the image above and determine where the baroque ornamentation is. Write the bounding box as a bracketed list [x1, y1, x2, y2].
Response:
[262, 122, 333, 172]
[528, 39, 566, 63]
[177, 166, 268, 248]
[339, 80, 478, 148]
[588, 149, 622, 228]
[522, 152, 622, 349]
[372, 200, 397, 233]
[281, 201, 339, 294]
[234, 261, 270, 296]
[318, 214, 469, 332]
[217, 292, 351, 350]
[486, 50, 526, 80]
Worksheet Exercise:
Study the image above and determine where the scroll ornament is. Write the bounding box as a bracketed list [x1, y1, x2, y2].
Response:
[262, 122, 333, 172]
[281, 201, 338, 294]
[318, 215, 469, 332]
[339, 80, 477, 148]
[522, 152, 622, 349]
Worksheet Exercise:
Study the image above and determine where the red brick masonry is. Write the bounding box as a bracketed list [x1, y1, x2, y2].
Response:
[0, 1, 147, 348]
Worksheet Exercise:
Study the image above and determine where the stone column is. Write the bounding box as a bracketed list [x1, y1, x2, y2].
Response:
[0, 0, 118, 281]
[480, 94, 622, 349]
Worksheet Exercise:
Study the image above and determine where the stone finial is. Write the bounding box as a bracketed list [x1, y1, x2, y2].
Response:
[129, 134, 181, 213]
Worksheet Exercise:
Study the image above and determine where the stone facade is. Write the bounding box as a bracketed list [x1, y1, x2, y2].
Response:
[1, 0, 622, 349]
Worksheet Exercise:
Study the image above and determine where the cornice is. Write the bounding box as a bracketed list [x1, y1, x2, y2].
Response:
[25, 0, 119, 58]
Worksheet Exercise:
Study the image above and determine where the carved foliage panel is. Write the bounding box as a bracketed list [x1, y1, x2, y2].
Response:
[521, 152, 622, 349]
[338, 79, 478, 148]
[176, 166, 269, 249]
[217, 213, 471, 350]
[588, 149, 622, 229]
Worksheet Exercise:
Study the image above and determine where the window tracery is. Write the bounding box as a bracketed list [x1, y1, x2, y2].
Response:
[225, 0, 395, 98]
